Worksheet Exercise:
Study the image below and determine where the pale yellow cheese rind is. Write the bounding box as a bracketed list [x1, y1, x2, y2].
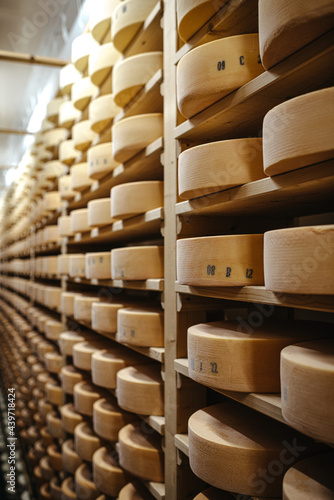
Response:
[177, 0, 229, 42]
[111, 181, 163, 219]
[111, 245, 164, 280]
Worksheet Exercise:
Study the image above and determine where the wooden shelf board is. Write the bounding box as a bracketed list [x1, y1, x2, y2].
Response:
[174, 433, 189, 457]
[67, 137, 163, 210]
[175, 30, 334, 142]
[35, 206, 63, 229]
[174, 358, 284, 424]
[67, 276, 164, 292]
[123, 1, 163, 57]
[176, 283, 334, 313]
[67, 207, 163, 245]
[175, 160, 334, 217]
[141, 415, 165, 435]
[142, 480, 165, 500]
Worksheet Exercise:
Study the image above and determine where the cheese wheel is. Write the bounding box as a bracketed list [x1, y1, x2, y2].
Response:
[177, 0, 229, 42]
[59, 175, 76, 201]
[57, 255, 70, 276]
[117, 307, 162, 348]
[72, 33, 99, 72]
[85, 252, 111, 280]
[111, 181, 163, 220]
[38, 400, 53, 420]
[34, 440, 46, 460]
[46, 412, 64, 440]
[40, 456, 54, 481]
[263, 88, 334, 176]
[60, 292, 82, 317]
[60, 365, 86, 395]
[75, 463, 100, 500]
[47, 97, 66, 125]
[69, 254, 86, 278]
[118, 482, 156, 500]
[74, 422, 102, 462]
[89, 94, 121, 133]
[283, 452, 334, 500]
[88, 198, 114, 228]
[47, 444, 62, 471]
[37, 373, 53, 392]
[87, 142, 119, 180]
[59, 100, 82, 128]
[45, 320, 63, 341]
[42, 256, 58, 275]
[44, 287, 61, 310]
[45, 352, 63, 374]
[43, 127, 69, 151]
[73, 120, 98, 151]
[59, 141, 81, 166]
[91, 348, 142, 389]
[93, 397, 134, 441]
[45, 380, 64, 406]
[89, 43, 120, 87]
[113, 52, 163, 107]
[111, 246, 164, 280]
[50, 477, 62, 500]
[74, 296, 101, 323]
[43, 226, 60, 245]
[58, 216, 72, 237]
[117, 364, 164, 415]
[40, 483, 52, 500]
[62, 439, 83, 474]
[91, 301, 124, 333]
[71, 162, 94, 191]
[188, 401, 317, 496]
[89, 0, 119, 42]
[188, 319, 332, 392]
[73, 340, 110, 370]
[33, 466, 44, 487]
[61, 477, 77, 500]
[59, 330, 94, 356]
[112, 0, 157, 53]
[177, 235, 264, 286]
[73, 381, 108, 416]
[259, 0, 334, 70]
[178, 138, 264, 199]
[44, 160, 67, 180]
[118, 422, 164, 482]
[60, 63, 81, 95]
[60, 403, 84, 434]
[70, 209, 89, 234]
[43, 191, 62, 213]
[72, 77, 99, 111]
[112, 114, 163, 163]
[281, 339, 334, 445]
[177, 34, 263, 119]
[92, 446, 127, 496]
[264, 225, 334, 294]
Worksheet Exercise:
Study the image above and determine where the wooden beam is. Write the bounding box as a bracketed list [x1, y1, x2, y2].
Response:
[0, 49, 68, 67]
[0, 128, 33, 136]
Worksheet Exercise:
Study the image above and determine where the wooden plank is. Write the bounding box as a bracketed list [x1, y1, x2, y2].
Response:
[176, 283, 334, 313]
[175, 30, 334, 142]
[0, 128, 34, 136]
[142, 416, 166, 435]
[174, 434, 189, 457]
[0, 49, 68, 67]
[143, 481, 166, 500]
[67, 276, 164, 292]
[123, 2, 163, 57]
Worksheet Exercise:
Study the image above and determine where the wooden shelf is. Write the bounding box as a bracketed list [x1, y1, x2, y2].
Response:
[141, 415, 165, 435]
[67, 276, 164, 292]
[123, 1, 163, 57]
[67, 137, 163, 210]
[175, 29, 334, 142]
[34, 242, 62, 255]
[67, 207, 163, 246]
[175, 160, 334, 218]
[176, 283, 334, 313]
[35, 206, 63, 230]
[142, 481, 165, 500]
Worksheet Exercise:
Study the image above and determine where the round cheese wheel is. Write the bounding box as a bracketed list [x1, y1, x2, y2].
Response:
[74, 422, 102, 462]
[59, 140, 81, 166]
[59, 175, 76, 201]
[91, 348, 141, 389]
[91, 301, 124, 333]
[111, 246, 164, 280]
[118, 481, 156, 500]
[86, 252, 112, 279]
[70, 208, 89, 234]
[59, 100, 82, 128]
[40, 483, 52, 500]
[38, 400, 53, 420]
[188, 319, 333, 392]
[71, 162, 94, 191]
[93, 396, 134, 441]
[177, 235, 264, 286]
[40, 456, 54, 481]
[47, 444, 62, 471]
[60, 292, 82, 317]
[188, 401, 317, 496]
[62, 439, 83, 474]
[57, 255, 71, 276]
[89, 94, 121, 133]
[59, 330, 94, 356]
[89, 42, 120, 87]
[264, 225, 334, 294]
[73, 381, 108, 416]
[37, 373, 53, 392]
[75, 463, 100, 500]
[73, 120, 98, 152]
[60, 63, 81, 95]
[61, 477, 77, 500]
[45, 320, 63, 341]
[43, 226, 60, 245]
[112, 114, 163, 163]
[60, 365, 86, 395]
[72, 77, 99, 111]
[88, 198, 114, 228]
[50, 477, 62, 500]
[44, 160, 67, 180]
[89, 0, 118, 42]
[47, 97, 66, 125]
[87, 142, 119, 180]
[45, 352, 63, 374]
[177, 34, 263, 119]
[177, 0, 229, 42]
[111, 181, 163, 219]
[60, 403, 84, 434]
[33, 466, 45, 487]
[178, 138, 264, 199]
[281, 339, 334, 445]
[93, 446, 127, 496]
[118, 422, 164, 482]
[44, 287, 61, 311]
[46, 380, 64, 406]
[69, 254, 86, 278]
[73, 340, 110, 370]
[112, 0, 157, 53]
[72, 32, 99, 73]
[117, 364, 164, 415]
[117, 307, 163, 347]
[43, 127, 69, 151]
[46, 412, 64, 440]
[283, 452, 334, 500]
[58, 216, 72, 237]
[263, 88, 334, 176]
[113, 52, 163, 107]
[42, 255, 59, 275]
[27, 448, 39, 468]
[43, 191, 62, 213]
[259, 0, 334, 70]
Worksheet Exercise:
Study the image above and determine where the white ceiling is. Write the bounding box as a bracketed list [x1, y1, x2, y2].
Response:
[0, 0, 92, 196]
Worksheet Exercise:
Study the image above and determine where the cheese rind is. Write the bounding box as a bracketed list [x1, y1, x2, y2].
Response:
[117, 306, 164, 347]
[71, 162, 94, 192]
[91, 348, 141, 389]
[59, 175, 76, 201]
[89, 42, 120, 87]
[177, 0, 229, 42]
[111, 181, 163, 219]
[73, 381, 107, 416]
[111, 246, 164, 280]
[88, 142, 119, 180]
[60, 365, 86, 395]
[88, 198, 114, 228]
[73, 120, 98, 151]
[86, 252, 111, 280]
[61, 403, 84, 434]
[93, 397, 135, 441]
[70, 209, 89, 234]
[62, 439, 83, 473]
[73, 340, 109, 370]
[89, 94, 121, 133]
[91, 301, 124, 333]
[72, 33, 99, 72]
[60, 64, 81, 95]
[74, 422, 102, 462]
[69, 254, 86, 278]
[92, 446, 127, 496]
[58, 216, 72, 237]
[193, 488, 234, 500]
[59, 140, 81, 166]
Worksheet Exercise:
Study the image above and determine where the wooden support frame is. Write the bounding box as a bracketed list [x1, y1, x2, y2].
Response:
[0, 49, 68, 67]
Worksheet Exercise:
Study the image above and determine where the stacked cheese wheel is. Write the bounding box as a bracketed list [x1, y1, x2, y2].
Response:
[177, 0, 229, 42]
[112, 246, 164, 280]
[111, 181, 163, 219]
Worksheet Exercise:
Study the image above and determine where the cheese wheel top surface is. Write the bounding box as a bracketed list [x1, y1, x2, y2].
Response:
[89, 42, 120, 86]
[119, 422, 162, 451]
[59, 63, 81, 95]
[118, 481, 156, 500]
[177, 0, 229, 42]
[71, 33, 99, 72]
[89, 94, 121, 133]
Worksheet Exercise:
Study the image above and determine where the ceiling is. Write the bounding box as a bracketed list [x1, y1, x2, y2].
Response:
[0, 0, 91, 198]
